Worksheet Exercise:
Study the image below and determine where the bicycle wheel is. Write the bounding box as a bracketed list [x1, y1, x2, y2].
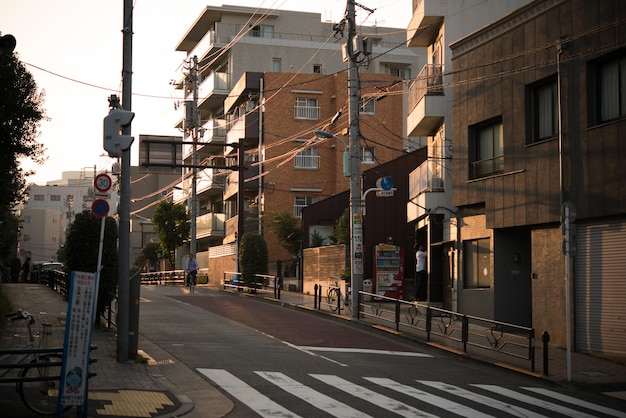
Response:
[19, 354, 69, 415]
[326, 288, 338, 312]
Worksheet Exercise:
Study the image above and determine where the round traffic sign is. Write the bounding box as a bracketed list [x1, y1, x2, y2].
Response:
[377, 176, 394, 191]
[94, 173, 112, 193]
[91, 199, 109, 218]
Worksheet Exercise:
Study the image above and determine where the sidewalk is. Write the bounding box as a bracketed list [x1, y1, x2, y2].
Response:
[2, 282, 625, 417]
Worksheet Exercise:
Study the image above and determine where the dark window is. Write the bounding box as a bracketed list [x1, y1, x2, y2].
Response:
[527, 76, 558, 142]
[590, 51, 626, 124]
[469, 118, 503, 179]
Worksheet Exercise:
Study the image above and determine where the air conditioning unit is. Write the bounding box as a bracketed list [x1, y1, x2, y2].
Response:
[430, 177, 444, 192]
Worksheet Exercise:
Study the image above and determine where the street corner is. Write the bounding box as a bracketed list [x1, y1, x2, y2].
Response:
[88, 389, 183, 417]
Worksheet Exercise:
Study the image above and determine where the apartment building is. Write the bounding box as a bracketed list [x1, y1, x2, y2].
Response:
[172, 5, 420, 274]
[18, 170, 97, 262]
[451, 0, 626, 355]
[405, 0, 530, 311]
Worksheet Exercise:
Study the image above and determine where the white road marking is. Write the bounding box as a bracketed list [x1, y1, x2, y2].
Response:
[522, 387, 626, 418]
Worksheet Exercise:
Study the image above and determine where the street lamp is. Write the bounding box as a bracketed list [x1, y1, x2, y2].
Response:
[314, 130, 350, 177]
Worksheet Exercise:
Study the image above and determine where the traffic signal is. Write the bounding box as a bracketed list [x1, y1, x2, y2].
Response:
[0, 34, 16, 54]
[103, 109, 135, 158]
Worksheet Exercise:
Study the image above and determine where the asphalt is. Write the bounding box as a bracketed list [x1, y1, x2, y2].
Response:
[1, 282, 625, 417]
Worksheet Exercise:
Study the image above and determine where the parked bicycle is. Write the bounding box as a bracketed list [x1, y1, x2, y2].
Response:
[326, 282, 351, 313]
[0, 309, 67, 416]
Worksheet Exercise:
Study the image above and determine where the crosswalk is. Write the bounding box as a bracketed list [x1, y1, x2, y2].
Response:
[198, 368, 626, 418]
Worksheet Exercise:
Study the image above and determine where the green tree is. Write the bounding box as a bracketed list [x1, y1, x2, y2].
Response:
[133, 241, 161, 271]
[151, 200, 190, 269]
[239, 232, 268, 290]
[61, 211, 118, 325]
[0, 46, 46, 268]
[310, 229, 325, 247]
[266, 211, 302, 255]
[329, 207, 350, 244]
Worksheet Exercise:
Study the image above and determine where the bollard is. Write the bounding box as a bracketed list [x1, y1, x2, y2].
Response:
[542, 331, 550, 375]
[314, 284, 318, 309]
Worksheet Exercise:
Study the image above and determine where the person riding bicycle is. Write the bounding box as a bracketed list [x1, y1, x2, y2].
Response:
[185, 253, 199, 287]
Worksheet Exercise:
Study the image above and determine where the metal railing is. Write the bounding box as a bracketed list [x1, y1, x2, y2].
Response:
[222, 272, 281, 299]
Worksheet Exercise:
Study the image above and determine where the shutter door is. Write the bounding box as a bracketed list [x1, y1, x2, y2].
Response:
[575, 219, 626, 355]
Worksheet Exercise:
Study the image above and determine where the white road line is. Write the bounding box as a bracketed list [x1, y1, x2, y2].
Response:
[418, 381, 548, 418]
[311, 374, 438, 418]
[256, 371, 372, 418]
[522, 387, 626, 418]
[300, 347, 433, 357]
[197, 368, 301, 418]
[366, 377, 495, 418]
[472, 384, 598, 418]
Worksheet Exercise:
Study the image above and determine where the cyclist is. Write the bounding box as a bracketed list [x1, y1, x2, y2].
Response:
[185, 253, 199, 289]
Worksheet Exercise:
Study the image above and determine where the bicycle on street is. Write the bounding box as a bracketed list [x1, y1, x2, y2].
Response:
[0, 309, 67, 416]
[326, 282, 351, 313]
[188, 271, 196, 294]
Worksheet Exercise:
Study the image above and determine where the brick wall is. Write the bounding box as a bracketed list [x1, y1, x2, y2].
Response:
[302, 244, 347, 295]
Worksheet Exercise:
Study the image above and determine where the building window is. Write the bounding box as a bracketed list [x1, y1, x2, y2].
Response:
[361, 146, 375, 164]
[34, 195, 44, 201]
[313, 64, 322, 74]
[294, 147, 319, 169]
[294, 196, 317, 218]
[294, 97, 319, 120]
[464, 238, 491, 289]
[591, 53, 626, 124]
[251, 24, 273, 38]
[50, 194, 61, 201]
[390, 67, 410, 79]
[272, 58, 282, 72]
[360, 97, 375, 114]
[469, 119, 503, 179]
[527, 77, 558, 142]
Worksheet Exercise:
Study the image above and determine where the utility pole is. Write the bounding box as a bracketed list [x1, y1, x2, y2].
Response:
[119, 0, 134, 362]
[347, 0, 363, 317]
[190, 56, 199, 257]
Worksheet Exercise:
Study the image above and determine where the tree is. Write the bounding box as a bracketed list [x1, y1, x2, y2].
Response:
[239, 232, 268, 289]
[151, 200, 190, 269]
[0, 46, 46, 268]
[60, 211, 118, 325]
[133, 241, 161, 272]
[329, 207, 350, 244]
[266, 211, 302, 255]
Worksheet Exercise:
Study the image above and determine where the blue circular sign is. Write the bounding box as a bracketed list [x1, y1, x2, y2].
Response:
[91, 199, 109, 218]
[378, 176, 394, 191]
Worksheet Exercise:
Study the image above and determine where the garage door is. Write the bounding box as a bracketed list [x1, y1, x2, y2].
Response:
[575, 219, 626, 355]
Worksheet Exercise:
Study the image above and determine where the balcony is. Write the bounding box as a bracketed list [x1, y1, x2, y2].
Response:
[187, 29, 228, 64]
[407, 0, 444, 47]
[196, 212, 226, 239]
[223, 169, 260, 201]
[407, 162, 448, 222]
[226, 110, 260, 143]
[197, 71, 230, 111]
[407, 64, 445, 137]
[294, 105, 320, 120]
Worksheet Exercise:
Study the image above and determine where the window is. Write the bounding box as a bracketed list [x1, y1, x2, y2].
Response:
[294, 97, 319, 120]
[50, 194, 61, 201]
[294, 196, 317, 218]
[294, 147, 319, 169]
[272, 58, 282, 72]
[360, 97, 375, 114]
[34, 195, 44, 201]
[390, 67, 410, 80]
[313, 64, 322, 74]
[361, 146, 375, 164]
[251, 24, 273, 38]
[464, 238, 491, 288]
[469, 119, 503, 179]
[528, 77, 557, 142]
[592, 53, 626, 123]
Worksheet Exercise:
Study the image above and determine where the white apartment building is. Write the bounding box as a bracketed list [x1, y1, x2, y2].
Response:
[405, 0, 530, 311]
[18, 170, 99, 262]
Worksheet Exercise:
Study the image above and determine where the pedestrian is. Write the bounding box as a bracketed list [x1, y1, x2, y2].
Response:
[185, 253, 199, 287]
[21, 257, 32, 283]
[415, 244, 427, 301]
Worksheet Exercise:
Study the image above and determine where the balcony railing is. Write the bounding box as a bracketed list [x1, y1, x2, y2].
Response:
[409, 64, 444, 111]
[409, 161, 444, 197]
[294, 105, 320, 120]
[471, 156, 504, 179]
[196, 212, 225, 237]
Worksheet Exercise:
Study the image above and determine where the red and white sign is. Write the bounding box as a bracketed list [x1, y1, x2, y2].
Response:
[94, 173, 112, 193]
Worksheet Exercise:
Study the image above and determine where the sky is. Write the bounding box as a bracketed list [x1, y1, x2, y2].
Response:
[1, 0, 412, 185]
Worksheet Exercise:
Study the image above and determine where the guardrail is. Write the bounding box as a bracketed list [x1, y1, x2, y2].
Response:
[222, 272, 281, 298]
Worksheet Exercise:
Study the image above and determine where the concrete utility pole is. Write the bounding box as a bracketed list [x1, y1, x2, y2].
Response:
[119, 0, 134, 363]
[347, 0, 363, 317]
[190, 56, 199, 257]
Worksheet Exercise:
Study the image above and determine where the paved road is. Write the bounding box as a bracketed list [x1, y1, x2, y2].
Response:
[138, 286, 626, 417]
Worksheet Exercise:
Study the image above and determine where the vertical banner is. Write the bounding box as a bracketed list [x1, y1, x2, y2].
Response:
[353, 214, 363, 274]
[59, 271, 99, 408]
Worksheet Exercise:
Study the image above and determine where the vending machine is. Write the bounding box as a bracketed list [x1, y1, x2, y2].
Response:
[374, 243, 404, 299]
